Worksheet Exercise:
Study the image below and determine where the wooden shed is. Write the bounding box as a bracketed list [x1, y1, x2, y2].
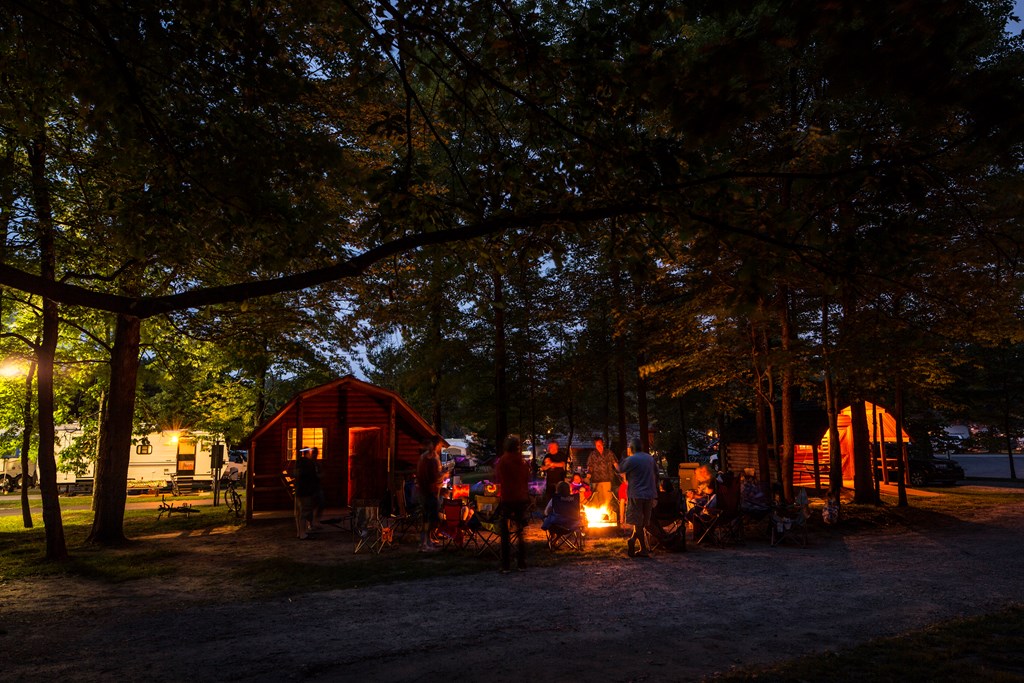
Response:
[722, 401, 911, 488]
[721, 402, 830, 487]
[244, 376, 442, 517]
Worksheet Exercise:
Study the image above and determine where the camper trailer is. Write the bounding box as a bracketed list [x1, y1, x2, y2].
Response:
[0, 447, 35, 492]
[51, 425, 230, 494]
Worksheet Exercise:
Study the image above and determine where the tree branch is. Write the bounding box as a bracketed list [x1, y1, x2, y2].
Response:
[0, 202, 652, 319]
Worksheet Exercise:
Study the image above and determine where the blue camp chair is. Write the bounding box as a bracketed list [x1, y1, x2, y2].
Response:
[542, 493, 585, 551]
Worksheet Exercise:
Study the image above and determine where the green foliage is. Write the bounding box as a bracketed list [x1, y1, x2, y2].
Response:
[2, 0, 1024, 510]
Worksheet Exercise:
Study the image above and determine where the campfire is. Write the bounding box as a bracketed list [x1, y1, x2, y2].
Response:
[584, 506, 616, 529]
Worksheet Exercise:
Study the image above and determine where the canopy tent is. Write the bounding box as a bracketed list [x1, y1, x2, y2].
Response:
[820, 402, 911, 479]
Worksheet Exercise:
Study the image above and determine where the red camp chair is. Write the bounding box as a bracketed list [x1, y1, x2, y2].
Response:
[434, 498, 475, 550]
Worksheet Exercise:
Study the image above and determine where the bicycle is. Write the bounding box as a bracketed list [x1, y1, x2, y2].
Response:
[221, 473, 243, 518]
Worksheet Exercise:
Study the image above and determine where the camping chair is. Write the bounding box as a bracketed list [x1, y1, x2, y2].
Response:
[694, 472, 744, 546]
[351, 498, 397, 554]
[542, 493, 585, 551]
[434, 498, 475, 550]
[739, 479, 772, 541]
[648, 488, 686, 552]
[770, 490, 809, 547]
[471, 495, 502, 559]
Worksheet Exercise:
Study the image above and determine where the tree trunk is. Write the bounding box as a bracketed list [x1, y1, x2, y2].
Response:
[636, 363, 649, 452]
[28, 129, 68, 561]
[610, 239, 627, 458]
[754, 386, 771, 489]
[1007, 436, 1018, 480]
[779, 288, 795, 502]
[87, 313, 141, 546]
[492, 270, 507, 445]
[429, 298, 443, 431]
[894, 377, 908, 507]
[822, 296, 843, 496]
[850, 399, 876, 503]
[1002, 397, 1018, 480]
[673, 396, 688, 474]
[19, 358, 37, 528]
[614, 347, 627, 457]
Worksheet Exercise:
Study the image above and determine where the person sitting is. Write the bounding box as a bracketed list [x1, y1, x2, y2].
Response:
[684, 464, 717, 524]
[569, 472, 593, 503]
[822, 491, 840, 525]
[542, 481, 581, 531]
[739, 468, 770, 514]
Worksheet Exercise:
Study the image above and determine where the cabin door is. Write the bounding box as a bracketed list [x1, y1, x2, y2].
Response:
[348, 427, 385, 503]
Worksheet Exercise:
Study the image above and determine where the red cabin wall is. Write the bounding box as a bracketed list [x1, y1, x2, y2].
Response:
[250, 382, 435, 512]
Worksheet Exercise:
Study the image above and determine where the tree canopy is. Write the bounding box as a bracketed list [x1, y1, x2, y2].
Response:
[2, 0, 1024, 552]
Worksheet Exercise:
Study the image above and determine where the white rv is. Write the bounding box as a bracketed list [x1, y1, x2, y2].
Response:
[50, 425, 232, 493]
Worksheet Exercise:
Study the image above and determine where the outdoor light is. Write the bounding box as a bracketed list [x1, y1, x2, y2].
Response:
[0, 360, 27, 378]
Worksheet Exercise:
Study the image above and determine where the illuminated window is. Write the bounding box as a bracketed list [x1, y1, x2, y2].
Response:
[287, 428, 325, 458]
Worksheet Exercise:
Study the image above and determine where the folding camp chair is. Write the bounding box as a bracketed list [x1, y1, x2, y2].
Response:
[542, 493, 585, 551]
[739, 477, 772, 541]
[471, 495, 502, 559]
[434, 498, 475, 550]
[351, 498, 398, 554]
[647, 488, 686, 552]
[770, 490, 809, 547]
[694, 473, 744, 546]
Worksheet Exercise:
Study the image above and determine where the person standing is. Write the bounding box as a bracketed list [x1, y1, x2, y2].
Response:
[616, 437, 659, 558]
[495, 435, 531, 573]
[293, 448, 319, 540]
[586, 437, 616, 519]
[417, 436, 443, 551]
[541, 441, 567, 503]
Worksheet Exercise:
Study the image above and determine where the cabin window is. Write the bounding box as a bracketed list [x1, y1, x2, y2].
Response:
[287, 428, 325, 458]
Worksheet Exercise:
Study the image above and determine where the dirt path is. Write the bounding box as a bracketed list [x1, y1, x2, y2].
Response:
[3, 487, 1024, 682]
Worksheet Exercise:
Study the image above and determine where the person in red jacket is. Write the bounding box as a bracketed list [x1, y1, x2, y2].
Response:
[495, 435, 531, 572]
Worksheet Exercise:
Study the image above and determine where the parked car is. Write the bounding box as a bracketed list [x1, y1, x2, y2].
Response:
[907, 455, 965, 486]
[877, 450, 965, 486]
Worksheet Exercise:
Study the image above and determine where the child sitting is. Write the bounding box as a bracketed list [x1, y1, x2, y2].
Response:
[822, 491, 840, 525]
[569, 472, 592, 503]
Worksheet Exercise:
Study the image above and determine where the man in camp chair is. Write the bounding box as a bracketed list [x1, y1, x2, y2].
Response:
[689, 470, 743, 546]
[542, 482, 584, 551]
